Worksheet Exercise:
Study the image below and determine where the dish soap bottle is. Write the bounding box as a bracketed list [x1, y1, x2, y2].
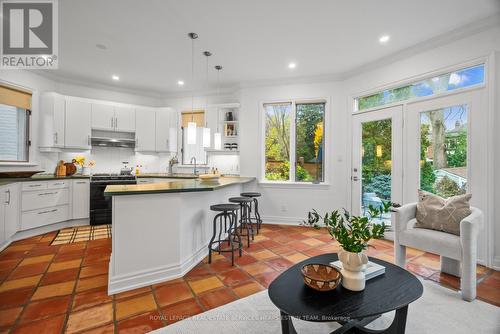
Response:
[135, 165, 140, 175]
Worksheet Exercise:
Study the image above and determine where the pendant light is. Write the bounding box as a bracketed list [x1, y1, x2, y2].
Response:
[202, 51, 212, 148]
[187, 33, 198, 145]
[213, 65, 223, 150]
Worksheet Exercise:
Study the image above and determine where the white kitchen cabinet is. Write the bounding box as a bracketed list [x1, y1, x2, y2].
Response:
[135, 108, 156, 151]
[72, 180, 90, 219]
[65, 99, 91, 149]
[39, 92, 66, 150]
[91, 103, 115, 131]
[115, 106, 135, 132]
[3, 184, 19, 240]
[155, 108, 177, 152]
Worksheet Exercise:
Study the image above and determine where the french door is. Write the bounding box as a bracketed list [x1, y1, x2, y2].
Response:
[351, 105, 403, 227]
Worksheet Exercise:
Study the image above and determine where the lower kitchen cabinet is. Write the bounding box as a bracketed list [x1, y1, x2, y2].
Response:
[72, 179, 90, 219]
[0, 183, 20, 246]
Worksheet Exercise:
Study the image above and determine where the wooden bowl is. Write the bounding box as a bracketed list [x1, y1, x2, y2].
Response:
[301, 264, 341, 292]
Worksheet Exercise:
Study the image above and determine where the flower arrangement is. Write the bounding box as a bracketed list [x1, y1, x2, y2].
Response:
[302, 203, 391, 253]
[73, 155, 85, 167]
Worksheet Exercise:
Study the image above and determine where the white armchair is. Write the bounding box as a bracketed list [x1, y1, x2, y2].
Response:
[394, 203, 483, 301]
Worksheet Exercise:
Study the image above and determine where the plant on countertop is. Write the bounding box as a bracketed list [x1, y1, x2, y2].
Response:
[302, 202, 392, 253]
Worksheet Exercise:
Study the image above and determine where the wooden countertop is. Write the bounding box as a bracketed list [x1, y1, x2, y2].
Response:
[104, 177, 255, 196]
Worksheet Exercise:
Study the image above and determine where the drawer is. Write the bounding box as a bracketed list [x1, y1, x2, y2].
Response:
[22, 188, 70, 211]
[48, 180, 69, 189]
[22, 182, 48, 191]
[21, 205, 69, 230]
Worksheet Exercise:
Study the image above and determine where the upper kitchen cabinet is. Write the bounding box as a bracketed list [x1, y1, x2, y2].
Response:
[115, 106, 135, 132]
[39, 92, 66, 151]
[91, 104, 135, 132]
[91, 103, 114, 131]
[155, 108, 177, 152]
[135, 108, 156, 151]
[65, 99, 91, 149]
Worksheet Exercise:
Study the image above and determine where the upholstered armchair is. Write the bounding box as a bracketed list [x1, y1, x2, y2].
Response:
[393, 203, 483, 301]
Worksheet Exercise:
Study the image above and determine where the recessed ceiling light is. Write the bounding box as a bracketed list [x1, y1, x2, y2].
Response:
[379, 35, 390, 44]
[288, 62, 297, 69]
[96, 43, 107, 50]
[177, 80, 185, 86]
[112, 75, 120, 81]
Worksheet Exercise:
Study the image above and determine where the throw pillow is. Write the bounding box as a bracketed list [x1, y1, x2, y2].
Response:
[415, 189, 472, 235]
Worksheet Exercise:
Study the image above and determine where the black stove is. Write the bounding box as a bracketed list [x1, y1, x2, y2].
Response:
[90, 173, 137, 225]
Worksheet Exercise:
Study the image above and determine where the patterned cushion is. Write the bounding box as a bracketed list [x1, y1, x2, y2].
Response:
[415, 189, 471, 235]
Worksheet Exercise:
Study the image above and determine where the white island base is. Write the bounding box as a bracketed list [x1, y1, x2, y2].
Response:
[107, 180, 250, 295]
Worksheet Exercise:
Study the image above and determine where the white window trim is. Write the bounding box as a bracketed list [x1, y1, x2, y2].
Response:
[260, 97, 330, 185]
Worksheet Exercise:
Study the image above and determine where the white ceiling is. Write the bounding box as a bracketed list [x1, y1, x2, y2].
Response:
[49, 0, 500, 96]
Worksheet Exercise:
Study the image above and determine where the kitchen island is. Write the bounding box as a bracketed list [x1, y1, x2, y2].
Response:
[104, 176, 255, 294]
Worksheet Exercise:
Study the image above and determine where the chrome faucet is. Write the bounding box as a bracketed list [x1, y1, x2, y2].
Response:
[168, 155, 178, 175]
[190, 157, 197, 175]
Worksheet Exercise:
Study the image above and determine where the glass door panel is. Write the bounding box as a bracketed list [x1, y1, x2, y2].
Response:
[361, 118, 392, 224]
[351, 105, 403, 227]
[419, 105, 468, 197]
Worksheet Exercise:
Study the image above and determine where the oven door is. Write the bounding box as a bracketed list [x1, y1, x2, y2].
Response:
[90, 182, 111, 225]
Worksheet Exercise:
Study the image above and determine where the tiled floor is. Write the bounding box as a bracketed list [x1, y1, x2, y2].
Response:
[0, 224, 498, 333]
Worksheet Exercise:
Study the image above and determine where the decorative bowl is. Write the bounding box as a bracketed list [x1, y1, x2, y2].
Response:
[301, 263, 341, 292]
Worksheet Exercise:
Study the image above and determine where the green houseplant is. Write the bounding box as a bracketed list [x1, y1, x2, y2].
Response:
[302, 202, 392, 291]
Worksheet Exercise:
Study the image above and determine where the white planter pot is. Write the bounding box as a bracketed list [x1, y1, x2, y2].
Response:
[338, 250, 368, 291]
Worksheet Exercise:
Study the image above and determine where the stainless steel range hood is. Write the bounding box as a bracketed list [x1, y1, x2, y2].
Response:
[91, 136, 135, 148]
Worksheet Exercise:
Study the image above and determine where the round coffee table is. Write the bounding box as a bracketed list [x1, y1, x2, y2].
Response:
[268, 253, 423, 334]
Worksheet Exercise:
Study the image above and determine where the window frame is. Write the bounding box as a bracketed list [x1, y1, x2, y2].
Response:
[0, 82, 32, 164]
[180, 110, 207, 165]
[260, 97, 329, 185]
[353, 59, 487, 114]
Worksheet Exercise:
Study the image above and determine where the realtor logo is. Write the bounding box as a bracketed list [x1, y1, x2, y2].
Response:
[1, 0, 58, 69]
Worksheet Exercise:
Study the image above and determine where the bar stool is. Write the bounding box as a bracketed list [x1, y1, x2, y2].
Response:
[229, 197, 254, 247]
[241, 192, 262, 234]
[208, 203, 242, 266]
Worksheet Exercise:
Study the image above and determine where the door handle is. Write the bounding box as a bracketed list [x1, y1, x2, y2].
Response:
[5, 190, 10, 204]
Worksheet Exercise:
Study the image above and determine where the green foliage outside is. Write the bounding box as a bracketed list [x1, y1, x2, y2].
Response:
[265, 103, 324, 182]
[435, 176, 466, 198]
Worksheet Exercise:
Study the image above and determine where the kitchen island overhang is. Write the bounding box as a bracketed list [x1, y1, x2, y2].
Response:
[104, 177, 255, 295]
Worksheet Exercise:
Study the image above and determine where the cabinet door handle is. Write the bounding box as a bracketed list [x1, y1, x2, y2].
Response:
[52, 182, 64, 185]
[88, 135, 91, 146]
[76, 181, 87, 184]
[115, 117, 118, 129]
[5, 190, 10, 204]
[38, 192, 57, 196]
[28, 184, 42, 188]
[111, 117, 114, 128]
[54, 132, 58, 144]
[38, 208, 57, 215]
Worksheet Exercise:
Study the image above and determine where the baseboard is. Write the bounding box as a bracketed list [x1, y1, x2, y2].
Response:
[492, 256, 500, 271]
[0, 218, 89, 252]
[261, 215, 303, 226]
[108, 245, 208, 295]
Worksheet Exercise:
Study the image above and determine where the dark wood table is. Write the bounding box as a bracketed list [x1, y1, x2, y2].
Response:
[268, 253, 423, 334]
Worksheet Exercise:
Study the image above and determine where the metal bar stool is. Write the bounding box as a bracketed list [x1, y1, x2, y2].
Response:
[229, 197, 254, 247]
[241, 192, 262, 234]
[208, 203, 242, 266]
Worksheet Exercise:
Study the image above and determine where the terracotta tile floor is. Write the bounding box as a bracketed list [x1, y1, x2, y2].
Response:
[0, 224, 498, 333]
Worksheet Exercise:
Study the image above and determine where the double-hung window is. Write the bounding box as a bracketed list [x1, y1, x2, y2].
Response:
[263, 100, 326, 183]
[0, 85, 31, 163]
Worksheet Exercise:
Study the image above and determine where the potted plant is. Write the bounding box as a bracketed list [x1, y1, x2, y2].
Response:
[303, 202, 391, 291]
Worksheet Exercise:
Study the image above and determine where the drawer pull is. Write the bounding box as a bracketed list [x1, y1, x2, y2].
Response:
[28, 184, 42, 187]
[76, 181, 87, 184]
[52, 182, 64, 185]
[38, 192, 58, 196]
[38, 209, 57, 215]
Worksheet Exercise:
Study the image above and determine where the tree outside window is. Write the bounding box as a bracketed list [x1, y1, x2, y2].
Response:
[264, 101, 326, 183]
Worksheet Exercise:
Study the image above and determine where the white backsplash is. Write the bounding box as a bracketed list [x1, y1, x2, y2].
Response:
[38, 148, 239, 175]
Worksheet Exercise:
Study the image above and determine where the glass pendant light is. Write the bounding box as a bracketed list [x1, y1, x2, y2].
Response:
[202, 51, 211, 147]
[187, 33, 198, 145]
[213, 65, 223, 150]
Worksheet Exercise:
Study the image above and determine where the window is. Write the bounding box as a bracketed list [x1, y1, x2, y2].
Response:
[0, 85, 31, 162]
[181, 110, 207, 165]
[356, 64, 484, 111]
[264, 100, 325, 183]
